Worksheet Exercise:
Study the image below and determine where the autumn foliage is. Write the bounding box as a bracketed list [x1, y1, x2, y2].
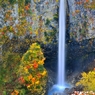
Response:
[17, 43, 47, 94]
[76, 69, 95, 91]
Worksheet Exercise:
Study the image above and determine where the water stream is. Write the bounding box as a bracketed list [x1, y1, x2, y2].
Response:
[48, 0, 67, 94]
[58, 0, 66, 86]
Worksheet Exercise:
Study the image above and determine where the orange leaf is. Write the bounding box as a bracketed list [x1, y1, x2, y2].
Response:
[85, 0, 89, 3]
[25, 5, 29, 10]
[33, 61, 38, 69]
[75, 10, 80, 13]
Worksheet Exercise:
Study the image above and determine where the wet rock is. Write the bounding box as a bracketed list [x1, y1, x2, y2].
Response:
[45, 68, 57, 95]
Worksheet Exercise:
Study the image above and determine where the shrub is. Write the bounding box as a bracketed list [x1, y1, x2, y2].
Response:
[17, 43, 48, 95]
[76, 69, 95, 91]
[0, 51, 21, 93]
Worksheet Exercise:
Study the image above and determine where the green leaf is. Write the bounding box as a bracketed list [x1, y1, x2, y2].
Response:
[24, 52, 31, 61]
[8, 0, 17, 4]
[27, 10, 32, 15]
[25, 0, 31, 5]
[44, 32, 48, 36]
[20, 89, 26, 95]
[36, 85, 40, 89]
[3, 91, 6, 95]
[45, 19, 50, 25]
[38, 65, 44, 71]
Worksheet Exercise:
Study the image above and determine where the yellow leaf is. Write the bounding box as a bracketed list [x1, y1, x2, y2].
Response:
[35, 81, 40, 85]
[56, 0, 59, 2]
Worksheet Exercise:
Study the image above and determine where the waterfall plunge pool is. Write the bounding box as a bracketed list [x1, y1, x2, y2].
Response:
[48, 83, 72, 95]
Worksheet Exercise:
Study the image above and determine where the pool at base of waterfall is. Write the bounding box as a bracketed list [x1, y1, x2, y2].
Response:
[48, 83, 72, 95]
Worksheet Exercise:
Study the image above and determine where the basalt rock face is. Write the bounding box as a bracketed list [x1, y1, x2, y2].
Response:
[66, 39, 95, 85]
[68, 0, 95, 41]
[30, 0, 59, 42]
[66, 0, 95, 78]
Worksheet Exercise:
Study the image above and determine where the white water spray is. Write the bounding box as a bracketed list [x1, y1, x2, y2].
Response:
[58, 0, 66, 86]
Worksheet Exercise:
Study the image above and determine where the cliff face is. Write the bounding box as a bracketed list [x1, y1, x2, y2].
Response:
[31, 0, 95, 41]
[1, 0, 95, 41]
[30, 0, 59, 42]
[68, 0, 95, 41]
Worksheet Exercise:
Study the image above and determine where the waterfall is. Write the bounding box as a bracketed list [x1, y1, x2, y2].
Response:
[48, 0, 72, 95]
[58, 0, 66, 86]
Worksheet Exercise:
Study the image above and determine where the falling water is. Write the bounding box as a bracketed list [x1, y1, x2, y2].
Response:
[48, 0, 72, 94]
[58, 0, 66, 86]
